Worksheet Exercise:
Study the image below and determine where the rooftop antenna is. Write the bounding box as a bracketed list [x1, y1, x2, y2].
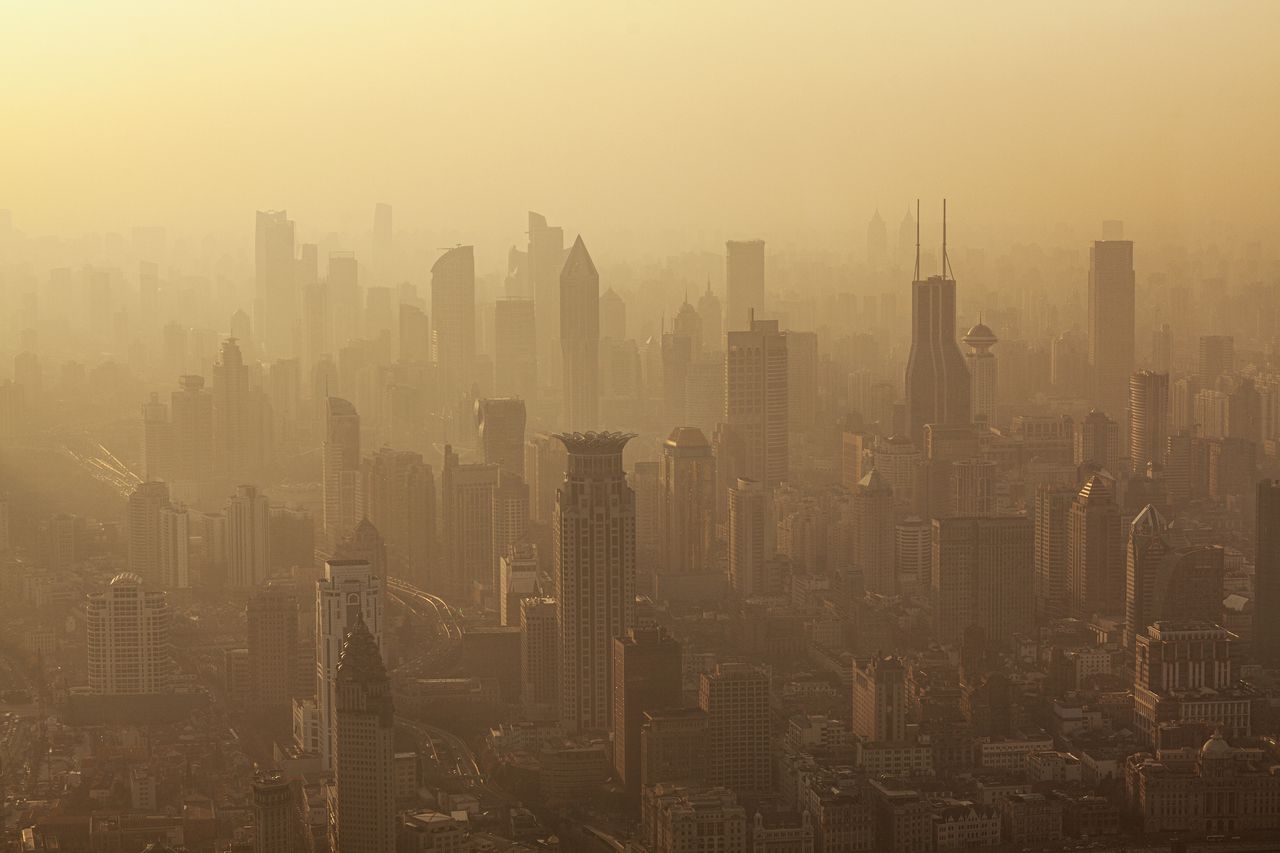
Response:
[913, 199, 920, 281]
[942, 198, 952, 280]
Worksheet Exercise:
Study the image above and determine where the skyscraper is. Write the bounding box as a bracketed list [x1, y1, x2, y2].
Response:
[1257, 481, 1280, 666]
[1129, 370, 1170, 474]
[528, 212, 565, 388]
[158, 503, 190, 589]
[316, 559, 384, 772]
[905, 207, 971, 445]
[255, 210, 296, 357]
[699, 663, 770, 795]
[1075, 409, 1122, 472]
[322, 397, 361, 549]
[659, 427, 716, 576]
[728, 478, 770, 598]
[226, 484, 271, 589]
[1067, 475, 1123, 619]
[1123, 505, 1224, 651]
[171, 375, 214, 482]
[491, 470, 531, 591]
[520, 596, 559, 719]
[494, 298, 537, 401]
[555, 432, 636, 733]
[852, 470, 896, 597]
[725, 240, 765, 332]
[476, 397, 527, 479]
[247, 582, 298, 721]
[212, 337, 264, 474]
[441, 445, 499, 595]
[932, 516, 1034, 647]
[726, 316, 788, 486]
[1197, 335, 1235, 385]
[600, 287, 627, 341]
[127, 481, 171, 587]
[612, 628, 683, 799]
[87, 573, 172, 695]
[329, 619, 396, 853]
[431, 245, 477, 403]
[852, 655, 907, 742]
[560, 236, 600, 432]
[1088, 238, 1136, 414]
[1033, 483, 1075, 620]
[697, 279, 723, 353]
[950, 458, 996, 518]
[360, 447, 435, 586]
[963, 321, 998, 427]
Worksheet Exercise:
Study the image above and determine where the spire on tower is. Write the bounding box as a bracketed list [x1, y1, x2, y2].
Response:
[913, 198, 921, 281]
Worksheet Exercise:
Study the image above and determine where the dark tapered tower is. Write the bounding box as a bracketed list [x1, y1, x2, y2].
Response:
[905, 201, 971, 445]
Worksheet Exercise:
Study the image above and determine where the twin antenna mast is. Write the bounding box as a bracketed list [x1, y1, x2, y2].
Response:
[913, 198, 954, 282]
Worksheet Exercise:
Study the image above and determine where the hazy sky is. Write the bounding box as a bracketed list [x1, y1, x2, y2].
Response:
[4, 1, 1279, 262]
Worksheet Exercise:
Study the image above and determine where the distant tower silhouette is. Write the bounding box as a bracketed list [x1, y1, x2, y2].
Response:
[1088, 232, 1136, 414]
[905, 200, 971, 445]
[726, 240, 765, 332]
[560, 236, 601, 431]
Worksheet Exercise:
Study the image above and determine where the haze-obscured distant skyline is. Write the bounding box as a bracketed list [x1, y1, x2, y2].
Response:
[4, 0, 1279, 267]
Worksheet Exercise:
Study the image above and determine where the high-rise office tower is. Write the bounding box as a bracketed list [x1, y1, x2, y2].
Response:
[640, 709, 709, 791]
[327, 252, 361, 351]
[612, 628, 683, 799]
[1067, 475, 1123, 619]
[725, 240, 765, 332]
[226, 484, 271, 589]
[699, 663, 770, 795]
[329, 619, 396, 853]
[212, 337, 261, 474]
[560, 236, 600, 432]
[1088, 237, 1136, 414]
[873, 435, 920, 510]
[1197, 335, 1235, 385]
[661, 331, 693, 426]
[555, 432, 636, 733]
[499, 544, 539, 628]
[322, 397, 361, 549]
[672, 298, 703, 355]
[431, 245, 477, 403]
[494, 298, 537, 401]
[1123, 505, 1224, 652]
[1033, 483, 1075, 621]
[441, 445, 499, 594]
[785, 330, 819, 432]
[950, 458, 996, 517]
[1256, 481, 1280, 665]
[399, 303, 430, 364]
[171, 375, 214, 482]
[247, 582, 298, 719]
[528, 212, 565, 388]
[600, 287, 627, 341]
[1075, 409, 1122, 472]
[852, 470, 896, 597]
[141, 394, 173, 482]
[360, 448, 435, 585]
[158, 503, 190, 589]
[1129, 371, 1170, 474]
[894, 515, 930, 595]
[726, 316, 788, 486]
[491, 470, 531, 590]
[127, 481, 171, 586]
[728, 478, 769, 597]
[963, 322, 998, 427]
[255, 210, 296, 357]
[698, 279, 723, 352]
[905, 209, 971, 445]
[852, 655, 907, 742]
[631, 460, 662, 578]
[252, 773, 298, 853]
[87, 572, 172, 695]
[932, 516, 1034, 647]
[660, 427, 716, 576]
[520, 596, 559, 718]
[476, 397, 527, 479]
[315, 559, 384, 772]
